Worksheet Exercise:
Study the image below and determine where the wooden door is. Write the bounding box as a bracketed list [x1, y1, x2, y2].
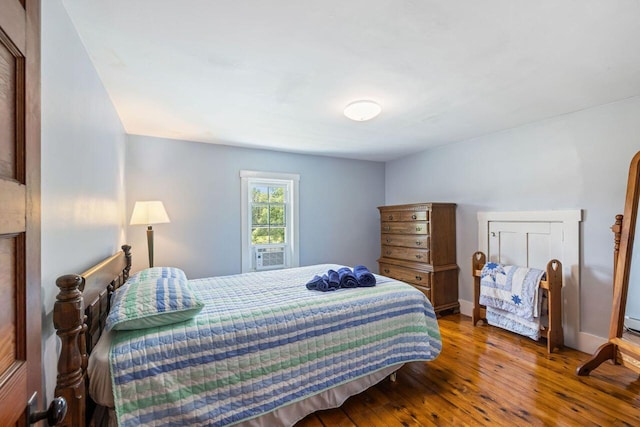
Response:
[0, 0, 41, 424]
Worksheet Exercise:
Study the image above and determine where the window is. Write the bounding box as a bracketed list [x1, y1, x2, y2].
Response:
[240, 171, 299, 272]
[250, 184, 286, 245]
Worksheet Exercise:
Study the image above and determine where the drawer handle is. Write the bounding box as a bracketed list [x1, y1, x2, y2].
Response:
[386, 238, 391, 243]
[416, 227, 422, 231]
[411, 214, 417, 219]
[388, 215, 394, 220]
[415, 254, 423, 259]
[415, 275, 422, 281]
[384, 226, 390, 231]
[415, 241, 422, 246]
[386, 250, 392, 255]
[383, 269, 390, 274]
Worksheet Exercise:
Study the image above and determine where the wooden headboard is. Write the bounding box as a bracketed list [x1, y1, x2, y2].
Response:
[53, 245, 132, 427]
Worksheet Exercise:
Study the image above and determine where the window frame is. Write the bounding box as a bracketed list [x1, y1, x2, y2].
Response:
[240, 170, 300, 273]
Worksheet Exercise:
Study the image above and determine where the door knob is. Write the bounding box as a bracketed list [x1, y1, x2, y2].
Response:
[28, 393, 67, 426]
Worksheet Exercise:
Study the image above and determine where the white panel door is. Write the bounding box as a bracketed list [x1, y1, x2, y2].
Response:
[488, 221, 563, 269]
[478, 210, 584, 351]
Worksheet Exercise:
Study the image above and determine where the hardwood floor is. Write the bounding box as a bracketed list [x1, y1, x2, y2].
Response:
[296, 314, 640, 426]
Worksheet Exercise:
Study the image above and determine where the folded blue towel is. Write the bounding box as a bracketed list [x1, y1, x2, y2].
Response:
[326, 269, 340, 289]
[353, 265, 376, 287]
[321, 273, 339, 291]
[308, 267, 375, 292]
[306, 275, 328, 291]
[306, 274, 339, 292]
[318, 276, 335, 291]
[337, 267, 359, 288]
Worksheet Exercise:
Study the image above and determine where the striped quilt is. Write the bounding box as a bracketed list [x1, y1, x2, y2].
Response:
[110, 264, 442, 426]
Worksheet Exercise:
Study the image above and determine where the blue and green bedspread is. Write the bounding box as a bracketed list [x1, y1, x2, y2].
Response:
[110, 264, 442, 426]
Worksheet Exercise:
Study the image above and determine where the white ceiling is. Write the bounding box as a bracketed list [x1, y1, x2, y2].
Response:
[62, 0, 640, 162]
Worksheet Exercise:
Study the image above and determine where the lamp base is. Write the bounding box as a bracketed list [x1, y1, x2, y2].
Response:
[146, 226, 154, 268]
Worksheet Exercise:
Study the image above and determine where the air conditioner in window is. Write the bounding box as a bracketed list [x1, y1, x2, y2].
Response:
[254, 245, 286, 270]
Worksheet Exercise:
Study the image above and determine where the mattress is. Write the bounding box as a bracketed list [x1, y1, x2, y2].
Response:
[89, 264, 441, 426]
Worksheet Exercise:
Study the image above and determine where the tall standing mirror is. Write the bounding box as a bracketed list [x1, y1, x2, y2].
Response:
[624, 212, 640, 346]
[577, 150, 640, 376]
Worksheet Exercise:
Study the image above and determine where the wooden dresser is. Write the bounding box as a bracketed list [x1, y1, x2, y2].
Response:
[377, 203, 459, 314]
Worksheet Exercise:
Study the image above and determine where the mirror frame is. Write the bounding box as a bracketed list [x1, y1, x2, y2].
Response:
[577, 150, 640, 376]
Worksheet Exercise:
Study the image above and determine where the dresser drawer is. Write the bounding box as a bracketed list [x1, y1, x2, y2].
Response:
[412, 283, 432, 301]
[379, 263, 431, 289]
[381, 234, 430, 249]
[381, 245, 431, 263]
[381, 221, 428, 234]
[380, 210, 428, 222]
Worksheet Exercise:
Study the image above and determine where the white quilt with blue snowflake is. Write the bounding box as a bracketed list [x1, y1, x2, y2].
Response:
[479, 262, 545, 340]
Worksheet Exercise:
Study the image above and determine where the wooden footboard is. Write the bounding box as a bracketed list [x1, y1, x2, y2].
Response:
[471, 251, 564, 353]
[54, 245, 131, 427]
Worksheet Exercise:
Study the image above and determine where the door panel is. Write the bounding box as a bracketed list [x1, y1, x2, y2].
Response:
[0, 39, 16, 178]
[0, 236, 18, 375]
[488, 221, 563, 269]
[0, 0, 40, 424]
[0, 180, 26, 233]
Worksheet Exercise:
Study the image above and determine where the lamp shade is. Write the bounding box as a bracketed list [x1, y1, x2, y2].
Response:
[130, 201, 171, 225]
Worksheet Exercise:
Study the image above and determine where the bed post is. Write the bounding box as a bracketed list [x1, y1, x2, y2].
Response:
[471, 251, 486, 325]
[122, 244, 132, 281]
[54, 274, 86, 427]
[612, 214, 623, 287]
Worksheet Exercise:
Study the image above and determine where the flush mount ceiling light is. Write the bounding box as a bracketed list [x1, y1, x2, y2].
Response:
[343, 100, 382, 121]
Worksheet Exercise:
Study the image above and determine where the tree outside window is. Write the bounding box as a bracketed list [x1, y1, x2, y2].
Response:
[250, 185, 287, 245]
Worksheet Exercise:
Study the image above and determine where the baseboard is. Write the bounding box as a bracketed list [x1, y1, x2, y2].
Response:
[459, 299, 473, 317]
[455, 299, 607, 354]
[625, 316, 640, 332]
[575, 332, 607, 355]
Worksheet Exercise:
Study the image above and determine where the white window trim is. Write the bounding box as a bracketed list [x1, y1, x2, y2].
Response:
[240, 170, 300, 273]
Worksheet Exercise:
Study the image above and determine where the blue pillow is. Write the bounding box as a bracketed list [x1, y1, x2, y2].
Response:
[106, 277, 203, 331]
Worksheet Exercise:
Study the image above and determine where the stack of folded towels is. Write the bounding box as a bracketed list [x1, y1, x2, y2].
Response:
[306, 265, 376, 292]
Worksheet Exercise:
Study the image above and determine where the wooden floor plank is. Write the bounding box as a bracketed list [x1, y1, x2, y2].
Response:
[440, 317, 640, 425]
[314, 407, 356, 427]
[437, 324, 640, 425]
[392, 367, 487, 426]
[471, 331, 638, 423]
[294, 414, 323, 427]
[296, 314, 640, 426]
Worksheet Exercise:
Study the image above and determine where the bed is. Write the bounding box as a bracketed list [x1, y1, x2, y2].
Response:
[54, 245, 442, 426]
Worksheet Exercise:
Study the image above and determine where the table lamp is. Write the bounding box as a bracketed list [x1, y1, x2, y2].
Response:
[130, 201, 170, 267]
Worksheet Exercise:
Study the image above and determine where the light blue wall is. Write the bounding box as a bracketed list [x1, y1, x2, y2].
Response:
[40, 0, 640, 398]
[41, 0, 126, 401]
[126, 135, 385, 279]
[385, 96, 640, 338]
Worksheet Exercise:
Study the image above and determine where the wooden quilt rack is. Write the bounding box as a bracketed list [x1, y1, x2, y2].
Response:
[471, 251, 564, 353]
